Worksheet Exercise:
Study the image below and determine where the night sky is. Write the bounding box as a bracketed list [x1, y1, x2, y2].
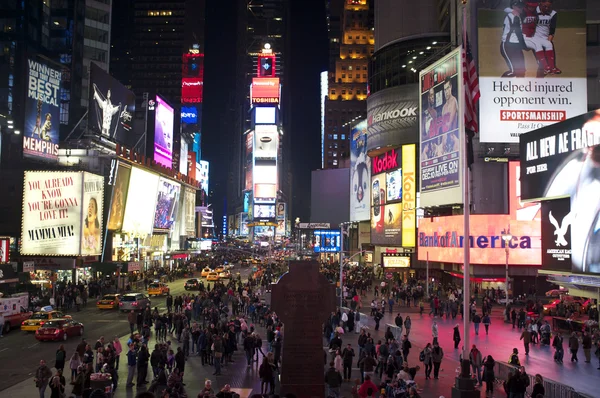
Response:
[202, 1, 328, 227]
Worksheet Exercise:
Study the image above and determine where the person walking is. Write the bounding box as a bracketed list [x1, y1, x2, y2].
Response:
[482, 313, 491, 335]
[520, 327, 531, 355]
[422, 343, 433, 380]
[342, 343, 355, 381]
[394, 313, 403, 337]
[54, 345, 66, 373]
[473, 313, 482, 335]
[113, 336, 122, 370]
[431, 341, 444, 380]
[34, 359, 52, 398]
[324, 361, 343, 398]
[582, 331, 593, 363]
[469, 345, 483, 386]
[569, 332, 579, 362]
[137, 344, 149, 386]
[402, 335, 412, 361]
[0, 312, 5, 338]
[127, 310, 136, 335]
[482, 355, 496, 395]
[552, 332, 564, 364]
[453, 324, 461, 349]
[404, 316, 412, 337]
[432, 321, 439, 345]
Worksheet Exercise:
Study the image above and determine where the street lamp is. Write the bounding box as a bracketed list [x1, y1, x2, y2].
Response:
[501, 228, 512, 304]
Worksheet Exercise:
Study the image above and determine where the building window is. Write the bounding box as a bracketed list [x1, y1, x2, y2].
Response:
[348, 65, 353, 70]
[342, 73, 346, 78]
[341, 90, 346, 94]
[333, 134, 338, 140]
[356, 74, 360, 78]
[327, 134, 333, 139]
[348, 36, 352, 40]
[333, 160, 338, 166]
[363, 74, 367, 78]
[333, 152, 338, 157]
[331, 89, 336, 95]
[341, 134, 346, 140]
[341, 65, 346, 70]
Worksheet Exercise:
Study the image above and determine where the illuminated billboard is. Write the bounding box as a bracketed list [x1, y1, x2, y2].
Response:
[382, 253, 411, 268]
[181, 78, 203, 103]
[477, 5, 587, 143]
[181, 105, 199, 124]
[251, 77, 280, 104]
[371, 202, 402, 246]
[122, 167, 160, 235]
[153, 178, 181, 230]
[184, 187, 196, 236]
[254, 204, 275, 219]
[23, 58, 61, 161]
[402, 145, 417, 247]
[254, 125, 278, 159]
[258, 55, 276, 77]
[350, 120, 370, 222]
[254, 163, 277, 200]
[179, 138, 188, 175]
[386, 170, 402, 202]
[21, 171, 104, 256]
[255, 107, 276, 124]
[154, 95, 174, 168]
[88, 62, 136, 144]
[314, 230, 341, 253]
[197, 160, 209, 196]
[107, 162, 131, 231]
[419, 48, 463, 207]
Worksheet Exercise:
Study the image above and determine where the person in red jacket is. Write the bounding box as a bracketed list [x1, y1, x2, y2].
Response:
[358, 374, 378, 398]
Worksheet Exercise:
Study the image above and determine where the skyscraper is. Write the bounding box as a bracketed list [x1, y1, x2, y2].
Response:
[322, 0, 374, 169]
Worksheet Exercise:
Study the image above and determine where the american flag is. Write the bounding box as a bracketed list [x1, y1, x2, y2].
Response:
[462, 32, 480, 133]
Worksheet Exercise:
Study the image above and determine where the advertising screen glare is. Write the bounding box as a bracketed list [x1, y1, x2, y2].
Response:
[251, 77, 280, 104]
[477, 6, 587, 143]
[107, 162, 131, 231]
[154, 95, 174, 169]
[419, 48, 463, 207]
[255, 107, 276, 124]
[314, 230, 341, 253]
[23, 59, 61, 161]
[253, 204, 275, 219]
[254, 125, 278, 159]
[350, 120, 370, 222]
[122, 167, 160, 235]
[153, 178, 181, 230]
[88, 62, 135, 144]
[21, 171, 104, 256]
[386, 170, 402, 202]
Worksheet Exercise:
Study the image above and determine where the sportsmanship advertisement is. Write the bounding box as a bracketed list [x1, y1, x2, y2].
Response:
[350, 120, 370, 222]
[520, 109, 600, 274]
[23, 58, 61, 161]
[107, 162, 131, 231]
[121, 167, 159, 235]
[88, 62, 135, 144]
[478, 5, 587, 143]
[21, 171, 104, 256]
[154, 95, 174, 169]
[419, 48, 463, 207]
[153, 178, 181, 230]
[541, 198, 571, 271]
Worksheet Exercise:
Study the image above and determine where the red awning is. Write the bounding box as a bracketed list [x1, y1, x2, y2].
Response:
[172, 254, 188, 259]
[446, 272, 506, 283]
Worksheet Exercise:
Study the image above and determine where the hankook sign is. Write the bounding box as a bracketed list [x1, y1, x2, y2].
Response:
[366, 84, 419, 153]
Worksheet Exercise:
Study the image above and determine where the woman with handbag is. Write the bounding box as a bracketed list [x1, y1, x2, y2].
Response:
[482, 355, 496, 395]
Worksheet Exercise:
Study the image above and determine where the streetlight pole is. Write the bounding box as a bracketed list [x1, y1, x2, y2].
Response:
[501, 228, 512, 303]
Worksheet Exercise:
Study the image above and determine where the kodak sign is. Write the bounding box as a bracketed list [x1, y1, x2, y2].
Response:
[372, 149, 399, 174]
[402, 144, 416, 247]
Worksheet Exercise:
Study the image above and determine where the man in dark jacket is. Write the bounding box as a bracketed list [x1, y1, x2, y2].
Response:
[324, 361, 342, 397]
[341, 343, 355, 381]
[520, 328, 531, 355]
[582, 331, 593, 363]
[150, 344, 163, 378]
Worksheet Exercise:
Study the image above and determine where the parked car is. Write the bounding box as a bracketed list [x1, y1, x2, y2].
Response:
[184, 278, 201, 290]
[21, 310, 72, 332]
[119, 293, 151, 312]
[546, 288, 568, 297]
[35, 319, 84, 342]
[96, 294, 121, 310]
[148, 282, 170, 296]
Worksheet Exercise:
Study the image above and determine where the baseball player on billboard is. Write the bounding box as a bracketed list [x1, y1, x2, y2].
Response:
[500, 0, 527, 78]
[534, 0, 561, 75]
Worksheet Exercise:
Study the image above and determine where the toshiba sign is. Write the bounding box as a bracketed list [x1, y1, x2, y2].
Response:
[366, 84, 419, 153]
[251, 77, 280, 105]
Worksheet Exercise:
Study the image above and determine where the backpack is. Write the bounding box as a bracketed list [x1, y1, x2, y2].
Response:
[419, 350, 425, 362]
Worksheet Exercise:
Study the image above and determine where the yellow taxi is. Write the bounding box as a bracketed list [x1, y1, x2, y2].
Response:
[214, 266, 225, 273]
[201, 267, 212, 277]
[148, 282, 170, 296]
[96, 294, 121, 310]
[21, 309, 72, 332]
[206, 272, 219, 282]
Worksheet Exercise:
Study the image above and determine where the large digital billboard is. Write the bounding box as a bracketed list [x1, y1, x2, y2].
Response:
[477, 5, 587, 143]
[253, 204, 275, 219]
[107, 162, 131, 231]
[258, 55, 276, 77]
[251, 77, 280, 104]
[23, 58, 61, 161]
[371, 202, 402, 246]
[419, 48, 463, 207]
[181, 78, 203, 104]
[254, 163, 277, 200]
[121, 167, 159, 235]
[350, 120, 370, 222]
[255, 107, 276, 124]
[21, 171, 104, 256]
[402, 144, 417, 247]
[197, 160, 209, 196]
[541, 198, 571, 271]
[314, 230, 341, 253]
[181, 105, 199, 124]
[184, 187, 196, 236]
[88, 62, 135, 144]
[154, 95, 174, 169]
[179, 138, 188, 175]
[254, 125, 278, 159]
[153, 178, 181, 230]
